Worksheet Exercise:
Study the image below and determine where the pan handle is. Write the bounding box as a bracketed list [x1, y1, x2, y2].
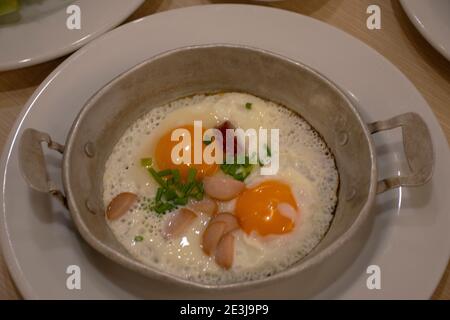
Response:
[367, 112, 434, 194]
[18, 128, 67, 207]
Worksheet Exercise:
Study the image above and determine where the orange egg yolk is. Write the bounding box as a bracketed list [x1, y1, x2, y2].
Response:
[235, 180, 298, 236]
[154, 125, 218, 180]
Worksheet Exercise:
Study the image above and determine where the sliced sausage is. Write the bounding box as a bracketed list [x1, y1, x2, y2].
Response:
[106, 192, 137, 220]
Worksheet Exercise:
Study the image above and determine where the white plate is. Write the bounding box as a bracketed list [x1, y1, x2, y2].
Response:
[0, 0, 144, 71]
[400, 0, 450, 60]
[1, 5, 449, 299]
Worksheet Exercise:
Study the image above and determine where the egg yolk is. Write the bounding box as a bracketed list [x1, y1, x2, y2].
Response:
[235, 180, 298, 236]
[154, 125, 218, 180]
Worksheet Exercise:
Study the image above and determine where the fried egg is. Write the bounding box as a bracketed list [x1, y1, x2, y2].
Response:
[103, 92, 339, 284]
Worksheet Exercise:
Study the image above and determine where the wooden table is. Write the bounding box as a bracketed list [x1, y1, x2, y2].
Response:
[0, 0, 449, 300]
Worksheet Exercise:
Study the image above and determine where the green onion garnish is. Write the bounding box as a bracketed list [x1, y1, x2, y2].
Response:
[141, 158, 153, 169]
[187, 167, 197, 183]
[140, 159, 204, 215]
[174, 197, 188, 205]
[258, 145, 272, 166]
[158, 169, 173, 177]
[220, 155, 254, 181]
[172, 170, 181, 184]
[147, 167, 166, 188]
[155, 188, 163, 202]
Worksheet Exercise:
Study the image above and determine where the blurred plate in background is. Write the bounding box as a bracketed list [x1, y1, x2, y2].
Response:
[0, 0, 144, 71]
[400, 0, 450, 60]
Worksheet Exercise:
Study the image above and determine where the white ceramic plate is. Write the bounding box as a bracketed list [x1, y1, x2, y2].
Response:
[400, 0, 450, 60]
[1, 5, 449, 299]
[0, 0, 144, 71]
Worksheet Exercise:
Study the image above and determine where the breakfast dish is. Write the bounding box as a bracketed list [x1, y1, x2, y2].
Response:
[103, 93, 338, 284]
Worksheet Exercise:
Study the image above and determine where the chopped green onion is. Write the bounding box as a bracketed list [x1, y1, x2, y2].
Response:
[134, 235, 144, 242]
[158, 169, 173, 177]
[163, 188, 177, 201]
[141, 158, 153, 169]
[172, 170, 181, 184]
[220, 155, 253, 181]
[258, 145, 272, 166]
[154, 202, 176, 214]
[187, 167, 197, 183]
[140, 159, 204, 216]
[245, 102, 252, 110]
[194, 192, 204, 201]
[155, 188, 163, 202]
[174, 197, 188, 205]
[148, 167, 167, 188]
[185, 183, 196, 196]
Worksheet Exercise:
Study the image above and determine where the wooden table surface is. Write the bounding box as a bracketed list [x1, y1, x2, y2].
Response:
[0, 0, 449, 300]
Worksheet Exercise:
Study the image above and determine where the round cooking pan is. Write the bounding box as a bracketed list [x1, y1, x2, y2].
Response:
[18, 45, 433, 293]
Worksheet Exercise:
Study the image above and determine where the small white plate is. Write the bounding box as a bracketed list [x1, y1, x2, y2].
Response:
[400, 0, 450, 60]
[1, 5, 449, 299]
[0, 0, 144, 71]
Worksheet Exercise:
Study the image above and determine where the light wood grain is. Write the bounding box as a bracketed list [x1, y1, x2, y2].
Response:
[0, 0, 448, 300]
